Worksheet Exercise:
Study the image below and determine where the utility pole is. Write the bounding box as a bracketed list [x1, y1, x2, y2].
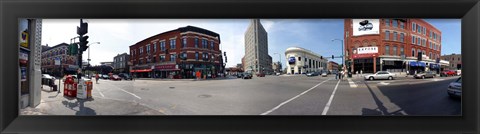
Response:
[77, 19, 89, 79]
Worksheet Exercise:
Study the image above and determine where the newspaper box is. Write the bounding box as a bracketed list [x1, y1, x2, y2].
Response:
[86, 80, 93, 98]
[77, 78, 87, 99]
[63, 76, 77, 97]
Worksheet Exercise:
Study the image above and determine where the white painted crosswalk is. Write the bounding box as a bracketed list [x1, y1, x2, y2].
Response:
[347, 78, 358, 88]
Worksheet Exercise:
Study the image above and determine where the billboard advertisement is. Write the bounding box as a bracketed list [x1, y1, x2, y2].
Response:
[352, 19, 380, 36]
[288, 57, 296, 64]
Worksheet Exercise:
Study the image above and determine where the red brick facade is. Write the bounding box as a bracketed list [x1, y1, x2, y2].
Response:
[345, 19, 442, 73]
[129, 26, 223, 78]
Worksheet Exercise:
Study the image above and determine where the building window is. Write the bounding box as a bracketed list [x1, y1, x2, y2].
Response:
[393, 32, 397, 41]
[211, 41, 214, 50]
[153, 42, 157, 52]
[385, 31, 390, 40]
[423, 27, 426, 35]
[412, 48, 415, 57]
[298, 57, 301, 61]
[418, 49, 422, 55]
[195, 52, 199, 61]
[400, 22, 404, 29]
[393, 46, 397, 56]
[139, 47, 143, 54]
[412, 36, 415, 44]
[170, 54, 176, 62]
[400, 46, 404, 56]
[385, 19, 390, 27]
[202, 39, 207, 48]
[385, 45, 390, 55]
[417, 37, 421, 45]
[417, 24, 421, 33]
[212, 55, 215, 61]
[195, 38, 199, 48]
[160, 41, 166, 51]
[182, 38, 187, 48]
[170, 39, 176, 50]
[392, 20, 398, 28]
[146, 44, 151, 53]
[433, 43, 436, 50]
[400, 33, 404, 42]
[412, 22, 416, 31]
[429, 52, 432, 59]
[430, 31, 433, 38]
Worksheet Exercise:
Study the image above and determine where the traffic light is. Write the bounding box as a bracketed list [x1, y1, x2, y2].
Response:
[320, 56, 323, 59]
[69, 43, 78, 55]
[225, 56, 227, 63]
[332, 55, 334, 59]
[79, 35, 89, 52]
[224, 52, 226, 56]
[77, 21, 88, 35]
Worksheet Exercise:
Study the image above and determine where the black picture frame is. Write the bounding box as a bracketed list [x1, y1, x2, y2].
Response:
[1, 0, 479, 134]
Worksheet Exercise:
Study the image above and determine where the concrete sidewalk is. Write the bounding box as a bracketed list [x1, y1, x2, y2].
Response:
[20, 81, 165, 115]
[135, 76, 236, 81]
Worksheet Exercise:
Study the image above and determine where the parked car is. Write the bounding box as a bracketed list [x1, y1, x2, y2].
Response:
[237, 73, 244, 78]
[306, 72, 319, 77]
[455, 70, 462, 76]
[441, 70, 456, 77]
[243, 73, 253, 79]
[42, 74, 55, 80]
[110, 75, 122, 81]
[275, 72, 281, 76]
[321, 72, 327, 77]
[364, 71, 395, 80]
[102, 74, 110, 79]
[414, 71, 436, 79]
[447, 77, 462, 98]
[119, 73, 132, 80]
[256, 72, 265, 77]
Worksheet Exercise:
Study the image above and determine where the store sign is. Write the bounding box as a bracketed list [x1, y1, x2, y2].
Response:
[356, 47, 378, 54]
[21, 67, 27, 81]
[155, 64, 176, 70]
[19, 19, 29, 48]
[288, 57, 296, 64]
[352, 53, 377, 59]
[352, 19, 380, 36]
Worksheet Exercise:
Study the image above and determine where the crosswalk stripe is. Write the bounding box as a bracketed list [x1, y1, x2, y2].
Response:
[347, 78, 357, 88]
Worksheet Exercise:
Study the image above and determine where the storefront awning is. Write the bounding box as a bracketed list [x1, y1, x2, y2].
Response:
[410, 61, 426, 67]
[130, 69, 152, 73]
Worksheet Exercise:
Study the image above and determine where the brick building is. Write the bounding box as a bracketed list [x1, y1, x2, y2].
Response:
[41, 43, 78, 76]
[441, 53, 462, 70]
[129, 26, 223, 79]
[345, 19, 447, 74]
[327, 61, 339, 74]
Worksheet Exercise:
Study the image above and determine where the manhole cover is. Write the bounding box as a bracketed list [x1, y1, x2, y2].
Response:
[198, 94, 212, 98]
[141, 88, 149, 90]
[169, 87, 175, 89]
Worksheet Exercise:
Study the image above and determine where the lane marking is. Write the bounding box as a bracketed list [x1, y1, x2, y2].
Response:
[347, 78, 357, 88]
[99, 90, 105, 97]
[321, 79, 341, 115]
[104, 81, 142, 99]
[260, 78, 332, 115]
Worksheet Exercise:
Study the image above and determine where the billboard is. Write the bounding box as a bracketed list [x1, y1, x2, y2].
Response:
[288, 57, 296, 64]
[352, 19, 380, 36]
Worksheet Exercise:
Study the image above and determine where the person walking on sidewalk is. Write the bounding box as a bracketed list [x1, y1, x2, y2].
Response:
[95, 74, 99, 84]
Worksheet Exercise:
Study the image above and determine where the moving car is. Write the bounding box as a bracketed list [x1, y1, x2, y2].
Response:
[447, 77, 462, 98]
[256, 72, 265, 77]
[440, 70, 456, 77]
[119, 73, 132, 80]
[306, 72, 319, 77]
[237, 73, 244, 78]
[414, 71, 436, 79]
[321, 72, 327, 77]
[364, 71, 395, 80]
[110, 75, 122, 81]
[102, 74, 110, 79]
[242, 73, 253, 79]
[42, 74, 55, 80]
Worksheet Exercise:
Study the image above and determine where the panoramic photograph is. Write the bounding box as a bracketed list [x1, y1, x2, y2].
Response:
[18, 19, 461, 115]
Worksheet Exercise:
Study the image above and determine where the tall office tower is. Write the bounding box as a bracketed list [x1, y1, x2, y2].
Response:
[243, 19, 272, 74]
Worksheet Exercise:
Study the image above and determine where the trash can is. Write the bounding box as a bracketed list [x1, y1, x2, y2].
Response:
[86, 81, 93, 98]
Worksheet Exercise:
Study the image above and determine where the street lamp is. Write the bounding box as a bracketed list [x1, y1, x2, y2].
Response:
[332, 39, 344, 71]
[87, 42, 100, 76]
[274, 53, 281, 73]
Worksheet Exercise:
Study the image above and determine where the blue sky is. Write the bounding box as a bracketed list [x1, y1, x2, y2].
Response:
[42, 19, 460, 68]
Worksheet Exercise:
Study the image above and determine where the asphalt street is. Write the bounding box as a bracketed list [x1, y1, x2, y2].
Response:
[83, 74, 461, 115]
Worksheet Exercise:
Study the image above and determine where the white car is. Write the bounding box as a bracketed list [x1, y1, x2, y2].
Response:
[447, 77, 462, 98]
[321, 72, 327, 77]
[364, 71, 395, 80]
[42, 74, 55, 80]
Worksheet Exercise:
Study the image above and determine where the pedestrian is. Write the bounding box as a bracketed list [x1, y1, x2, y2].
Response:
[406, 70, 409, 77]
[360, 70, 363, 76]
[356, 71, 359, 77]
[95, 73, 99, 84]
[335, 72, 338, 79]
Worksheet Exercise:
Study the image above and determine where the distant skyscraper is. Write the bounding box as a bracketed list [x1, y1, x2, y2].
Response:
[243, 19, 272, 73]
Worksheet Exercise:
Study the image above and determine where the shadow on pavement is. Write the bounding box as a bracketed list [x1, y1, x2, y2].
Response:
[62, 97, 97, 115]
[362, 78, 461, 116]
